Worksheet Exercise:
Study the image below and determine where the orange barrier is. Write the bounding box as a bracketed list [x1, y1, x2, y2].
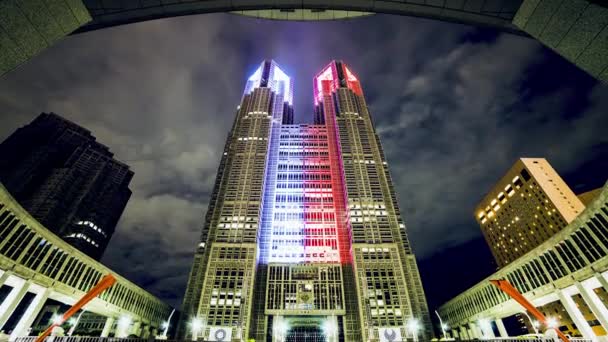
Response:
[490, 279, 570, 342]
[35, 274, 116, 342]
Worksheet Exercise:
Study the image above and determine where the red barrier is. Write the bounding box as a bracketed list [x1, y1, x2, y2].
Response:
[490, 279, 570, 342]
[35, 274, 116, 342]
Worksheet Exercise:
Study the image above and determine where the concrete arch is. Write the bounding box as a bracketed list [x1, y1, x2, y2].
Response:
[77, 0, 524, 34]
[0, 0, 607, 82]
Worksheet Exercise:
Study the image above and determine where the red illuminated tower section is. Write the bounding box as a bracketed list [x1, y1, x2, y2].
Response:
[314, 61, 432, 341]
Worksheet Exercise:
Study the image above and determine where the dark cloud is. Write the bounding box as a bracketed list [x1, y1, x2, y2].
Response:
[0, 13, 606, 308]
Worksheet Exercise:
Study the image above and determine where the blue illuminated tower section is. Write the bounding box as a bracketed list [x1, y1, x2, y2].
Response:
[180, 60, 293, 341]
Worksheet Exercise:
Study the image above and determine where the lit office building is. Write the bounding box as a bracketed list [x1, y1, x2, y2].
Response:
[180, 60, 431, 341]
[475, 158, 586, 267]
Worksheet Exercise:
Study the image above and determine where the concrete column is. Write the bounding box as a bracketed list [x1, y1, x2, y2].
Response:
[475, 323, 485, 339]
[480, 321, 495, 339]
[460, 326, 468, 340]
[142, 324, 150, 339]
[558, 290, 597, 340]
[115, 317, 131, 338]
[468, 323, 478, 339]
[495, 318, 509, 338]
[131, 320, 142, 337]
[323, 315, 338, 342]
[8, 288, 50, 341]
[576, 282, 608, 334]
[597, 273, 608, 292]
[0, 271, 10, 288]
[101, 316, 115, 337]
[0, 279, 29, 329]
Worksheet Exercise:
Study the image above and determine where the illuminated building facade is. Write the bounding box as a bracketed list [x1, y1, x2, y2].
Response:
[181, 60, 431, 341]
[475, 158, 586, 267]
[0, 112, 133, 260]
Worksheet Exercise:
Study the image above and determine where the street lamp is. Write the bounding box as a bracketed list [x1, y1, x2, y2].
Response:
[435, 310, 447, 340]
[532, 320, 540, 329]
[546, 317, 559, 329]
[67, 311, 85, 336]
[407, 318, 420, 342]
[520, 311, 539, 334]
[51, 314, 63, 325]
[277, 320, 289, 339]
[322, 318, 337, 340]
[117, 315, 132, 337]
[190, 318, 203, 341]
[160, 308, 175, 339]
[118, 316, 131, 328]
[442, 324, 449, 339]
[116, 315, 132, 338]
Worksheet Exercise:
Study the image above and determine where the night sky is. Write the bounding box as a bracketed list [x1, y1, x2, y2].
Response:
[0, 13, 606, 315]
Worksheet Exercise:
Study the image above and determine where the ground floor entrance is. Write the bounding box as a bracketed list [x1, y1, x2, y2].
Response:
[285, 326, 325, 342]
[269, 315, 341, 342]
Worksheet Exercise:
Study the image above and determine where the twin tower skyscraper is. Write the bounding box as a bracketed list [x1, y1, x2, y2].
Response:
[180, 60, 430, 341]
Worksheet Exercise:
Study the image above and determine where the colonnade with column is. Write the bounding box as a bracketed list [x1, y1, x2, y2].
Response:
[0, 269, 160, 341]
[0, 186, 172, 340]
[443, 272, 608, 340]
[0, 270, 49, 340]
[439, 187, 608, 340]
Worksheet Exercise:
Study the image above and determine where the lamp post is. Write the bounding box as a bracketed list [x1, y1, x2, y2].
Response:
[546, 317, 559, 329]
[160, 309, 175, 339]
[407, 318, 420, 342]
[521, 311, 539, 334]
[51, 314, 63, 325]
[67, 311, 85, 336]
[435, 310, 447, 340]
[190, 318, 202, 341]
[117, 315, 132, 338]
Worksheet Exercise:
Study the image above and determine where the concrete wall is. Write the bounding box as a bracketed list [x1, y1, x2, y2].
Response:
[0, 0, 90, 77]
[514, 0, 608, 82]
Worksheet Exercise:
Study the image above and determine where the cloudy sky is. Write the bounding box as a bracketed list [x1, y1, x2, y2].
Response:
[0, 13, 606, 309]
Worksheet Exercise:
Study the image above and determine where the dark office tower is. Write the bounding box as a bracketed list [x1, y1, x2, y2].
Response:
[0, 112, 133, 260]
[181, 61, 431, 342]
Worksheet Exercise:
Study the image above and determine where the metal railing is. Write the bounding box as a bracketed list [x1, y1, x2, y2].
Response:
[455, 339, 593, 342]
[12, 337, 597, 342]
[14, 338, 185, 342]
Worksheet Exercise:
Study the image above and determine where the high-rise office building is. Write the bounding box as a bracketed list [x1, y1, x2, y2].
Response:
[475, 158, 585, 268]
[181, 60, 431, 341]
[0, 112, 133, 260]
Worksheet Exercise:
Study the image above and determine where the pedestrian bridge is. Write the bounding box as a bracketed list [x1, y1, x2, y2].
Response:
[0, 184, 173, 341]
[437, 183, 608, 341]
